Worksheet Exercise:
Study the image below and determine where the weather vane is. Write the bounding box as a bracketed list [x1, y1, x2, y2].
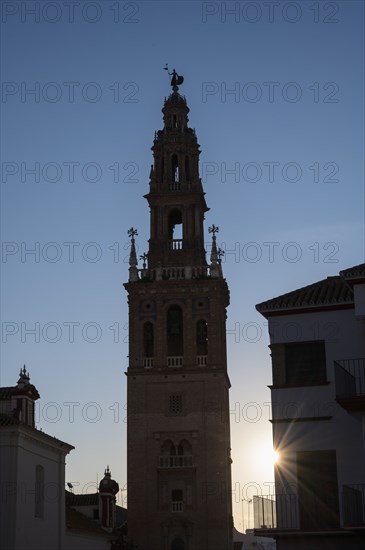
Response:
[163, 64, 184, 92]
[128, 227, 138, 239]
[208, 225, 219, 236]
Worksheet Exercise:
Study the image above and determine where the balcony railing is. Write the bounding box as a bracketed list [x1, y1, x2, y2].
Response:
[334, 359, 365, 412]
[172, 501, 183, 512]
[143, 357, 154, 368]
[253, 495, 278, 529]
[197, 355, 208, 366]
[167, 356, 183, 367]
[138, 265, 212, 281]
[159, 455, 194, 468]
[343, 484, 365, 526]
[254, 485, 365, 531]
[169, 239, 183, 251]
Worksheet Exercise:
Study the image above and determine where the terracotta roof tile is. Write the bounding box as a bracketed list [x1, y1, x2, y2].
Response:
[340, 262, 365, 280]
[256, 275, 353, 316]
[0, 387, 13, 400]
[66, 491, 98, 506]
[65, 506, 111, 538]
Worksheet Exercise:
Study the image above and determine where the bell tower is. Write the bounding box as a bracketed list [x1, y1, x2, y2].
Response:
[124, 71, 233, 550]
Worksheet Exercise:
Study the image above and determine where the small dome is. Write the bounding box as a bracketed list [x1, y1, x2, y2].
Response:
[99, 466, 119, 495]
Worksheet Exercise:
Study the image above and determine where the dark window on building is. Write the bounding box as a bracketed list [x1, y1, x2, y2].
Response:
[167, 305, 183, 356]
[285, 341, 326, 385]
[196, 319, 208, 355]
[171, 489, 183, 512]
[93, 508, 99, 520]
[297, 450, 340, 529]
[35, 465, 44, 518]
[169, 394, 183, 415]
[143, 322, 154, 358]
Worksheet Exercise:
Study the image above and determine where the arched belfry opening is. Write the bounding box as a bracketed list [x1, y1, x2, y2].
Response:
[168, 209, 183, 250]
[170, 154, 180, 190]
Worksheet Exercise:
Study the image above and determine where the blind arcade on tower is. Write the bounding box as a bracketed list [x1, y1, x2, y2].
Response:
[124, 72, 233, 550]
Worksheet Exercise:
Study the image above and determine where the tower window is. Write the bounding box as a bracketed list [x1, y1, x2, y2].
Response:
[196, 320, 208, 355]
[171, 154, 179, 183]
[169, 393, 183, 415]
[143, 322, 154, 358]
[168, 210, 183, 246]
[167, 305, 183, 356]
[171, 489, 183, 512]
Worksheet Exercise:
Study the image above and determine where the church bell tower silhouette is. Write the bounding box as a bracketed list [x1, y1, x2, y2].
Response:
[124, 70, 233, 550]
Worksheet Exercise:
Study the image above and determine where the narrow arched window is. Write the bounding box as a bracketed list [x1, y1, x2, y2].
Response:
[196, 320, 208, 355]
[143, 322, 154, 358]
[35, 465, 44, 518]
[171, 154, 179, 183]
[167, 305, 183, 356]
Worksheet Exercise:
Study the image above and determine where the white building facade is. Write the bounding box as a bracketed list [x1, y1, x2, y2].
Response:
[0, 367, 74, 550]
[255, 263, 365, 549]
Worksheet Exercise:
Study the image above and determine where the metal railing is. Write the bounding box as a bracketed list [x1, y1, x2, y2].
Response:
[334, 358, 365, 396]
[254, 485, 365, 530]
[159, 455, 194, 468]
[253, 495, 278, 529]
[343, 484, 365, 526]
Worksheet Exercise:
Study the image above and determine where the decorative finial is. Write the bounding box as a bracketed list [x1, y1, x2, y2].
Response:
[17, 365, 30, 388]
[163, 64, 184, 92]
[217, 248, 225, 277]
[140, 253, 148, 269]
[209, 225, 221, 278]
[127, 228, 139, 282]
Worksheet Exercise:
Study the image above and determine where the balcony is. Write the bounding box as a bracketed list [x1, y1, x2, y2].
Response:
[172, 501, 183, 512]
[343, 484, 365, 526]
[254, 485, 365, 533]
[143, 357, 154, 368]
[158, 455, 194, 469]
[197, 355, 208, 366]
[169, 239, 183, 251]
[167, 356, 183, 367]
[334, 358, 365, 411]
[137, 265, 211, 281]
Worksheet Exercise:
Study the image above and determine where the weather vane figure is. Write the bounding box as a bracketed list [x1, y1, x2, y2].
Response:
[163, 64, 184, 92]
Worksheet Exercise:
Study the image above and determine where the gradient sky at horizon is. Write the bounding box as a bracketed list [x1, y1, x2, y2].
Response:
[1, 0, 364, 532]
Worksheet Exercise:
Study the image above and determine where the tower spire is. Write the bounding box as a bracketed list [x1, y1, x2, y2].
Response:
[127, 227, 139, 282]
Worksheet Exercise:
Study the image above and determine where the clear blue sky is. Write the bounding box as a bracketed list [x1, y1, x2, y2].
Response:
[1, 0, 364, 532]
